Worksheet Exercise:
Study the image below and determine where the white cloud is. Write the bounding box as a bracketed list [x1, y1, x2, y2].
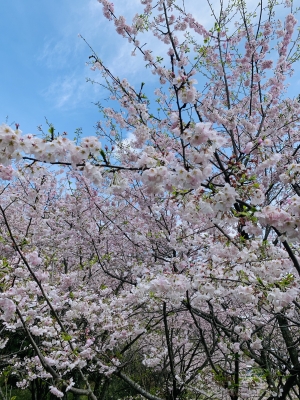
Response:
[41, 71, 101, 110]
[37, 0, 216, 108]
[38, 39, 73, 70]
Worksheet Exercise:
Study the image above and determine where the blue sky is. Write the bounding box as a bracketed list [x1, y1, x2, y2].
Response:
[0, 0, 149, 138]
[1, 0, 298, 141]
[1, 0, 101, 136]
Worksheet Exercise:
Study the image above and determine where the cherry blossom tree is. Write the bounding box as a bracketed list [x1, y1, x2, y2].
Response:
[1, 0, 300, 399]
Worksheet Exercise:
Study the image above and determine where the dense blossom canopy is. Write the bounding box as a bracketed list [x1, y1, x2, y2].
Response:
[1, 0, 300, 399]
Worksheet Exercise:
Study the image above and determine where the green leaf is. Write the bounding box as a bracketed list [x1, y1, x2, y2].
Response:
[100, 149, 108, 163]
[61, 332, 72, 342]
